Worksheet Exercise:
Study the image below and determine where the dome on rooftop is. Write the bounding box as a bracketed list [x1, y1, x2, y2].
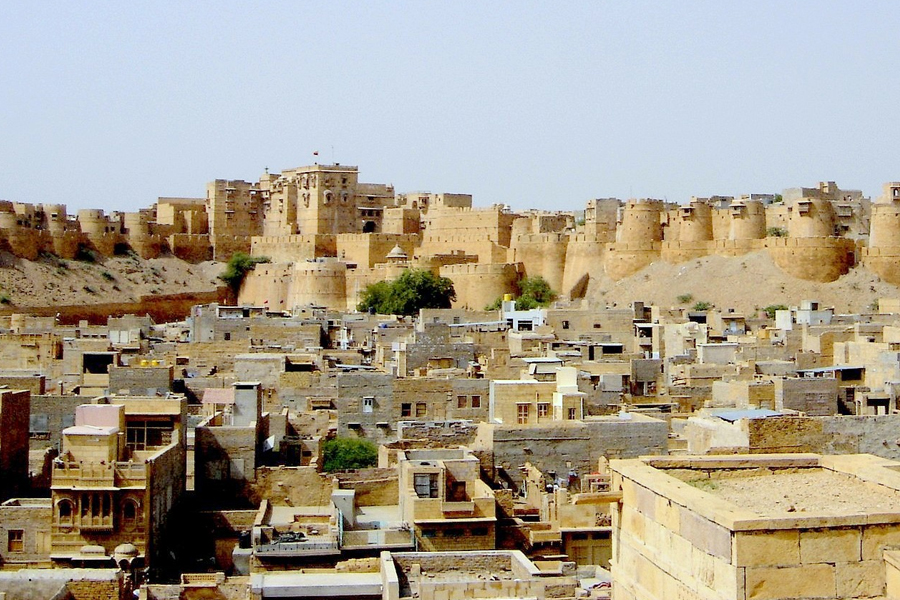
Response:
[386, 244, 408, 260]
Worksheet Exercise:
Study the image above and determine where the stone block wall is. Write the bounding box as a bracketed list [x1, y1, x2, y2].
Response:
[612, 455, 900, 600]
[0, 500, 52, 566]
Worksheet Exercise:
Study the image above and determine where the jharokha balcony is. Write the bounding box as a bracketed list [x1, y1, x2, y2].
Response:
[51, 460, 148, 490]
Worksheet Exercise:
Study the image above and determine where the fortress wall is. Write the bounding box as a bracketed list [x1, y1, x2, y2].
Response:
[722, 201, 767, 241]
[123, 212, 151, 237]
[510, 233, 568, 294]
[862, 186, 900, 284]
[250, 234, 336, 263]
[239, 263, 294, 309]
[76, 209, 109, 236]
[767, 237, 856, 282]
[335, 233, 419, 268]
[711, 238, 766, 257]
[129, 234, 167, 259]
[382, 207, 421, 234]
[0, 211, 19, 230]
[605, 241, 662, 280]
[287, 261, 348, 311]
[711, 207, 731, 240]
[861, 247, 900, 285]
[439, 262, 522, 310]
[861, 248, 900, 285]
[868, 201, 900, 248]
[51, 232, 84, 259]
[82, 232, 125, 256]
[668, 202, 713, 243]
[562, 234, 607, 299]
[765, 203, 790, 231]
[616, 200, 664, 244]
[168, 234, 212, 263]
[0, 230, 53, 260]
[660, 240, 714, 263]
[787, 198, 836, 238]
[418, 237, 510, 264]
[423, 206, 520, 247]
[413, 253, 478, 274]
[211, 235, 253, 261]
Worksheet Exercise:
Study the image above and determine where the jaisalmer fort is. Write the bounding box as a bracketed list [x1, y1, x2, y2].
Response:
[6, 162, 900, 600]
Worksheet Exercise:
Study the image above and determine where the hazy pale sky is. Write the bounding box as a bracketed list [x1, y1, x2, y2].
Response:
[1, 2, 898, 213]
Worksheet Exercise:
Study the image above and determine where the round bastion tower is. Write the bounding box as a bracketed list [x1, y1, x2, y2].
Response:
[77, 209, 120, 256]
[768, 195, 855, 282]
[604, 199, 664, 280]
[862, 182, 900, 285]
[712, 199, 767, 256]
[42, 204, 82, 258]
[661, 199, 713, 263]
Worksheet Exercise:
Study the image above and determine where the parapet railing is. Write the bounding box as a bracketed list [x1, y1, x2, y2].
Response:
[255, 536, 340, 557]
[51, 461, 148, 487]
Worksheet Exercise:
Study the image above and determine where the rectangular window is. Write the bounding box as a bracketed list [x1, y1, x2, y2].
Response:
[471, 395, 481, 408]
[414, 473, 439, 498]
[562, 320, 570, 330]
[537, 403, 549, 419]
[7, 530, 23, 553]
[401, 403, 411, 417]
[517, 403, 530, 425]
[421, 529, 437, 538]
[568, 407, 577, 420]
[471, 527, 489, 537]
[457, 395, 467, 409]
[416, 402, 427, 417]
[362, 396, 374, 413]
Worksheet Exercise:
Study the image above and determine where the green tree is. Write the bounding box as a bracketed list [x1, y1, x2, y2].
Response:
[692, 300, 712, 311]
[357, 269, 456, 315]
[218, 252, 270, 295]
[486, 276, 556, 310]
[766, 227, 788, 238]
[763, 304, 789, 319]
[322, 438, 378, 472]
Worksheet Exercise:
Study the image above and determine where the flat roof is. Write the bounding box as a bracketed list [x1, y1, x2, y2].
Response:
[613, 454, 900, 532]
[250, 571, 382, 597]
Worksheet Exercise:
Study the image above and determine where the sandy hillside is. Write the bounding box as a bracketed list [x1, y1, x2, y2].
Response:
[584, 251, 900, 316]
[0, 251, 224, 308]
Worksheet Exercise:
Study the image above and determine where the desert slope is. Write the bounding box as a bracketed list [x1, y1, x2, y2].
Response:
[584, 251, 899, 316]
[0, 251, 223, 309]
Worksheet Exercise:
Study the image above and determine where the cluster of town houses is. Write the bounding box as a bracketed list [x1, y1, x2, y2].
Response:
[5, 166, 900, 599]
[1, 291, 900, 599]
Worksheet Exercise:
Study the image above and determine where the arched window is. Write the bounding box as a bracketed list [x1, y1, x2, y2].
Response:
[122, 499, 141, 529]
[58, 499, 74, 526]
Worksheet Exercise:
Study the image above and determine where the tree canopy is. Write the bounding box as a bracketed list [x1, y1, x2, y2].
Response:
[322, 437, 378, 472]
[357, 269, 456, 315]
[218, 252, 270, 295]
[486, 276, 556, 310]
